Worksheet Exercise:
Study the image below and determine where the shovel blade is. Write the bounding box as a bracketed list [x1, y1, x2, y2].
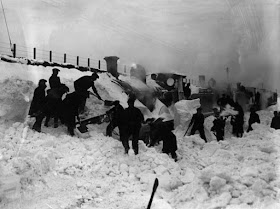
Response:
[77, 124, 88, 133]
[104, 100, 114, 106]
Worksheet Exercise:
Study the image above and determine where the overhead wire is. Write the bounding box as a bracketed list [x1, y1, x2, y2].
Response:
[98, 1, 186, 56]
[0, 0, 13, 53]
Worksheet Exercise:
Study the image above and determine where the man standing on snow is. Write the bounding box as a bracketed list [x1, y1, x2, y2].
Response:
[161, 122, 178, 161]
[187, 107, 207, 142]
[29, 79, 47, 117]
[60, 91, 88, 136]
[121, 97, 144, 155]
[183, 83, 191, 99]
[247, 107, 260, 132]
[270, 111, 280, 130]
[49, 68, 61, 89]
[231, 101, 244, 137]
[211, 108, 226, 141]
[106, 100, 125, 137]
[74, 73, 102, 113]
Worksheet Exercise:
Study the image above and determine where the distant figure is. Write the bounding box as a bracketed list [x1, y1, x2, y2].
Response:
[211, 108, 226, 141]
[106, 100, 125, 137]
[28, 79, 47, 117]
[271, 111, 280, 130]
[183, 83, 191, 99]
[217, 94, 227, 108]
[231, 102, 244, 137]
[226, 95, 235, 107]
[49, 68, 61, 89]
[74, 73, 102, 113]
[247, 107, 260, 132]
[122, 97, 144, 155]
[255, 91, 260, 107]
[188, 107, 206, 142]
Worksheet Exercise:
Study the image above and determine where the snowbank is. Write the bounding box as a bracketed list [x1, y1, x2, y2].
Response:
[1, 62, 280, 209]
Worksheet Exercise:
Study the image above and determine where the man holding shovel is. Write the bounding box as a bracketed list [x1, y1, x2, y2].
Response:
[184, 107, 207, 142]
[74, 73, 103, 113]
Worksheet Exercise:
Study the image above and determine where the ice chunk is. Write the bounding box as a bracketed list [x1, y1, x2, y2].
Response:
[180, 168, 195, 184]
[208, 192, 232, 209]
[240, 167, 259, 177]
[209, 176, 227, 191]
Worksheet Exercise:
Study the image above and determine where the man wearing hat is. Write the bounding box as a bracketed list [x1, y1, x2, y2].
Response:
[121, 97, 144, 155]
[49, 68, 61, 89]
[29, 79, 47, 117]
[74, 73, 102, 113]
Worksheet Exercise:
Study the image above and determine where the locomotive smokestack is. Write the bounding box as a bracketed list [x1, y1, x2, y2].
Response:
[104, 56, 119, 78]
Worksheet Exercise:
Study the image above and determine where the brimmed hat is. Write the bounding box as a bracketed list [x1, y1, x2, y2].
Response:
[52, 68, 60, 72]
[91, 73, 99, 79]
[38, 79, 47, 85]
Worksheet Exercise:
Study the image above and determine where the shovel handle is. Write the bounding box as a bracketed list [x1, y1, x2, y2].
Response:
[147, 178, 159, 209]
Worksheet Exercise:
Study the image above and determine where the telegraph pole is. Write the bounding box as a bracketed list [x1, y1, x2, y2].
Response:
[225, 67, 229, 84]
[225, 67, 231, 94]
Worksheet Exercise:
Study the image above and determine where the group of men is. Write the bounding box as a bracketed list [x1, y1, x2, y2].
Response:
[29, 68, 178, 160]
[186, 94, 263, 142]
[105, 96, 178, 160]
[29, 68, 102, 136]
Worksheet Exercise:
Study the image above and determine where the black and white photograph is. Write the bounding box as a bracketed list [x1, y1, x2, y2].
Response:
[0, 0, 280, 208]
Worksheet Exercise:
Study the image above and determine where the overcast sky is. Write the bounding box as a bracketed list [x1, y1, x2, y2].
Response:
[0, 0, 279, 91]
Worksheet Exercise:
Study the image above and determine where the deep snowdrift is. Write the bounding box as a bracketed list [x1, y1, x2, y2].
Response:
[0, 61, 280, 209]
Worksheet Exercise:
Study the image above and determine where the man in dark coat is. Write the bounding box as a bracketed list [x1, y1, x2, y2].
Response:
[106, 100, 125, 137]
[29, 79, 47, 117]
[211, 108, 226, 141]
[183, 83, 191, 99]
[231, 102, 244, 137]
[121, 97, 144, 155]
[271, 111, 280, 130]
[32, 84, 69, 132]
[247, 107, 260, 132]
[60, 91, 88, 136]
[161, 122, 178, 161]
[74, 73, 102, 113]
[217, 94, 227, 108]
[188, 107, 207, 142]
[255, 91, 260, 106]
[49, 68, 61, 89]
[44, 84, 69, 128]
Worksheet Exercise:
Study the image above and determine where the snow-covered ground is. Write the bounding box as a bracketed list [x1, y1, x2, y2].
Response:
[0, 60, 280, 209]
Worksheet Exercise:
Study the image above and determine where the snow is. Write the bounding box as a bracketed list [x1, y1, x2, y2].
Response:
[0, 60, 280, 209]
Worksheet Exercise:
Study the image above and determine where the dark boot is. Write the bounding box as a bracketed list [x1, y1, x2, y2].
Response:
[44, 115, 50, 127]
[54, 116, 58, 128]
[67, 126, 75, 136]
[32, 124, 41, 132]
[171, 152, 178, 162]
[106, 123, 113, 136]
[33, 114, 44, 132]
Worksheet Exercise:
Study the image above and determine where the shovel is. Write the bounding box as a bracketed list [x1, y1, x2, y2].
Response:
[147, 178, 159, 209]
[88, 91, 114, 106]
[77, 123, 88, 133]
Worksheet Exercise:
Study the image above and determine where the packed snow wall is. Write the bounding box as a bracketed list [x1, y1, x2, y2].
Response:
[0, 77, 35, 124]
